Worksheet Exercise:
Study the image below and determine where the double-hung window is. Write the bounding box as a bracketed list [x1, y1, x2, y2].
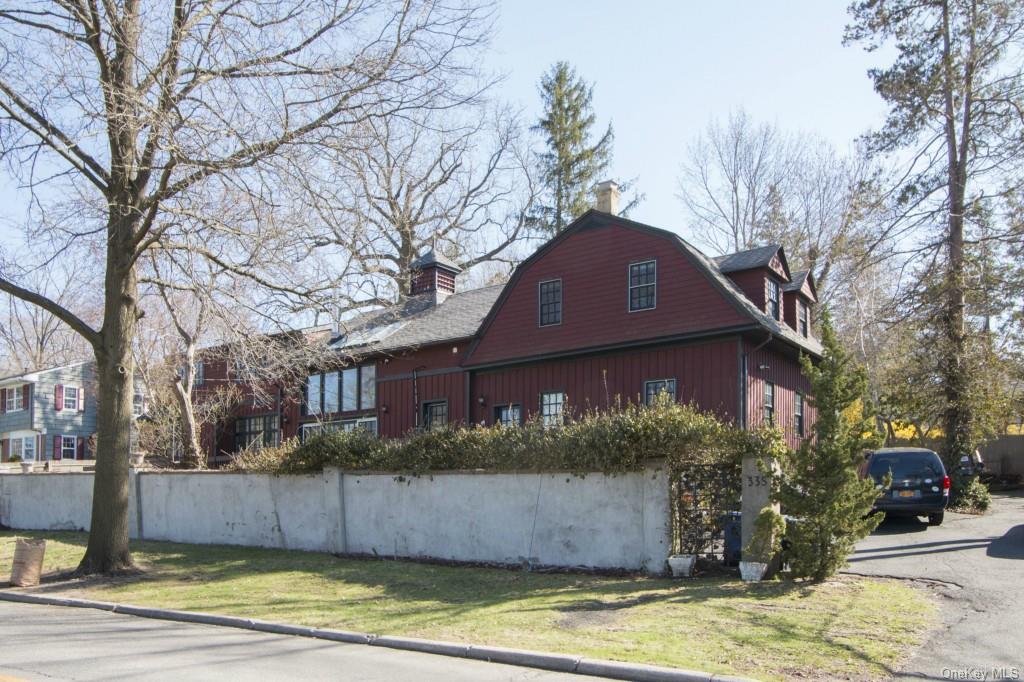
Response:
[629, 260, 656, 311]
[5, 385, 25, 412]
[10, 438, 23, 460]
[22, 436, 35, 461]
[764, 382, 775, 426]
[644, 378, 677, 405]
[538, 279, 562, 326]
[422, 401, 448, 430]
[494, 404, 521, 427]
[61, 435, 77, 460]
[767, 279, 780, 320]
[794, 392, 805, 438]
[63, 386, 79, 411]
[540, 391, 565, 428]
[799, 301, 809, 337]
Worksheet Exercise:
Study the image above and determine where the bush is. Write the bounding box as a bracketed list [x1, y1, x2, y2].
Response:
[8, 454, 22, 463]
[951, 475, 991, 513]
[745, 507, 785, 564]
[225, 439, 297, 473]
[231, 400, 759, 476]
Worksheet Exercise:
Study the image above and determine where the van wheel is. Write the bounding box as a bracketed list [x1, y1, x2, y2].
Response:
[928, 512, 944, 526]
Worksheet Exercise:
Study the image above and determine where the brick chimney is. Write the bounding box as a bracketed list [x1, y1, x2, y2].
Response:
[595, 180, 621, 215]
[410, 250, 461, 304]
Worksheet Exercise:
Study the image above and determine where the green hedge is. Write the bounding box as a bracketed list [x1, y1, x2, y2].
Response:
[229, 400, 773, 475]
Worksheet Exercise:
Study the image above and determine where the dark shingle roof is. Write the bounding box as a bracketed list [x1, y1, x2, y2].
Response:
[713, 244, 783, 274]
[332, 285, 502, 354]
[410, 249, 462, 273]
[783, 269, 809, 292]
[674, 238, 822, 356]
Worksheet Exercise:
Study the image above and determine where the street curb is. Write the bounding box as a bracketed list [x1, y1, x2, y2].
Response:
[0, 591, 759, 681]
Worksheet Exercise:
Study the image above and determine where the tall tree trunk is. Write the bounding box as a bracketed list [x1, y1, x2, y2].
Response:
[78, 213, 139, 572]
[172, 369, 204, 469]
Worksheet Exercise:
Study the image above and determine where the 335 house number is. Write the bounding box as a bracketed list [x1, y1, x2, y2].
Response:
[746, 475, 769, 487]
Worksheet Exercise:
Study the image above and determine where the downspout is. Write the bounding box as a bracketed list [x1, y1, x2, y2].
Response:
[740, 333, 773, 431]
[412, 366, 425, 429]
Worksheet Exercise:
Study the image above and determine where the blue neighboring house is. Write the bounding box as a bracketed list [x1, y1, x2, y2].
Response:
[0, 361, 146, 463]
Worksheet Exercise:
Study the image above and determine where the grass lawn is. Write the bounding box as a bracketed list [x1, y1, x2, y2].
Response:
[1, 531, 935, 681]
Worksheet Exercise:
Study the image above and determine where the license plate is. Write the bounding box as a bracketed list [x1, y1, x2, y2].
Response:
[895, 490, 917, 498]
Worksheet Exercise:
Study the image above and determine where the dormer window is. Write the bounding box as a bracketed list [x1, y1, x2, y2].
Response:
[767, 279, 780, 320]
[628, 260, 656, 311]
[799, 300, 809, 337]
[538, 279, 562, 326]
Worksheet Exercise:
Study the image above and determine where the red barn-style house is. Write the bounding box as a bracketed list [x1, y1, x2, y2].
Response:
[202, 188, 821, 461]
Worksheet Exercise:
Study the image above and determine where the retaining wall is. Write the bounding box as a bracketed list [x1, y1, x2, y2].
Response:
[0, 464, 671, 573]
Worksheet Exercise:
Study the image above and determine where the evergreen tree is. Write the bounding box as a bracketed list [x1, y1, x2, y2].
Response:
[533, 62, 614, 232]
[775, 313, 884, 582]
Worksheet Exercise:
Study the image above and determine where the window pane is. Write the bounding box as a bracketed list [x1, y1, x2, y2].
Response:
[540, 392, 564, 428]
[342, 367, 358, 411]
[306, 374, 322, 415]
[323, 371, 339, 413]
[22, 437, 34, 460]
[645, 379, 676, 405]
[423, 401, 447, 430]
[494, 404, 521, 426]
[539, 280, 562, 326]
[360, 365, 376, 409]
[629, 261, 656, 311]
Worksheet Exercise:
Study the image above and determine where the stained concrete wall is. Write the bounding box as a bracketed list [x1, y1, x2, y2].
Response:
[0, 464, 671, 573]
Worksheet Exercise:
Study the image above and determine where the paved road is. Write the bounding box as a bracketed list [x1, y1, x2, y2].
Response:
[849, 491, 1024, 681]
[0, 601, 598, 682]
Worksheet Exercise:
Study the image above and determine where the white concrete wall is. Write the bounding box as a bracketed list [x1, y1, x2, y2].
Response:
[0, 464, 671, 573]
[0, 473, 93, 531]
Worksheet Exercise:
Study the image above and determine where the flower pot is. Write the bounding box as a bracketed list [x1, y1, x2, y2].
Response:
[739, 561, 768, 582]
[667, 554, 696, 578]
[130, 453, 145, 468]
[20, 461, 34, 474]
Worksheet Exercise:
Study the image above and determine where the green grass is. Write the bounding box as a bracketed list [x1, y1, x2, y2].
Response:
[0, 531, 935, 681]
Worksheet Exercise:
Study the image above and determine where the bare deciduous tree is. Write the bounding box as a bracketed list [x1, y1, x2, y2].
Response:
[0, 0, 492, 573]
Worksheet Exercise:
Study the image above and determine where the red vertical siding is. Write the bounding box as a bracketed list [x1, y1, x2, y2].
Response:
[378, 370, 466, 437]
[469, 338, 741, 426]
[726, 270, 768, 315]
[744, 340, 816, 449]
[467, 223, 748, 366]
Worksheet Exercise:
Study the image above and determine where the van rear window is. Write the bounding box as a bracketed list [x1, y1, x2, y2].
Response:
[869, 452, 942, 480]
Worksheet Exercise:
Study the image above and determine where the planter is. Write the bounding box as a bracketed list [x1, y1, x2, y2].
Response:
[739, 561, 768, 582]
[130, 453, 146, 467]
[20, 461, 34, 474]
[667, 554, 696, 578]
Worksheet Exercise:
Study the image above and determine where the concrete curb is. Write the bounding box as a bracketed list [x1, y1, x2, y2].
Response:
[0, 591, 758, 682]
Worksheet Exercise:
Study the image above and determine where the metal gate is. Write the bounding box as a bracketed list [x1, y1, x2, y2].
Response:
[670, 460, 742, 561]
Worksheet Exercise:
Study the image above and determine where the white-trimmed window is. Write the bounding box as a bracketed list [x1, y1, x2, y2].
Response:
[5, 385, 26, 412]
[63, 386, 80, 411]
[795, 392, 805, 438]
[764, 382, 775, 426]
[133, 393, 145, 417]
[22, 436, 35, 461]
[799, 301, 809, 337]
[540, 391, 565, 428]
[644, 379, 677, 405]
[767, 279, 781, 320]
[61, 436, 77, 460]
[628, 260, 657, 312]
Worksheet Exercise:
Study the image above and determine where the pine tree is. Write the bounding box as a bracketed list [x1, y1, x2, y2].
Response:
[533, 62, 614, 232]
[776, 313, 884, 582]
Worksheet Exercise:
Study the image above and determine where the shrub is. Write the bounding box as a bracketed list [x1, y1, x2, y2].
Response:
[9, 454, 22, 463]
[231, 400, 756, 477]
[225, 439, 298, 473]
[951, 475, 991, 513]
[744, 507, 785, 564]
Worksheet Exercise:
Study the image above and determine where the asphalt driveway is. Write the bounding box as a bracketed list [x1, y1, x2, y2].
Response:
[848, 491, 1024, 681]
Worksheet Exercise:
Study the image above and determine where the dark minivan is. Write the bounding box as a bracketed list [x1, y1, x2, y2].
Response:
[863, 448, 950, 526]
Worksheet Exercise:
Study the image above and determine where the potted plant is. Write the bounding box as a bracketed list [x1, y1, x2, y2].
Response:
[741, 507, 785, 582]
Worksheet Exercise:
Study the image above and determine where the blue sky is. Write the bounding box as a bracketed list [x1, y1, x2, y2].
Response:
[489, 0, 892, 236]
[0, 2, 892, 251]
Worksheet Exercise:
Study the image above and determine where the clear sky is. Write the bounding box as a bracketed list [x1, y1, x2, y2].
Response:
[489, 0, 892, 237]
[0, 2, 892, 250]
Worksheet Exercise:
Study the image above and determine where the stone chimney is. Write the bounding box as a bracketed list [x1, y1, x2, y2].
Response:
[595, 180, 621, 215]
[409, 250, 462, 304]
